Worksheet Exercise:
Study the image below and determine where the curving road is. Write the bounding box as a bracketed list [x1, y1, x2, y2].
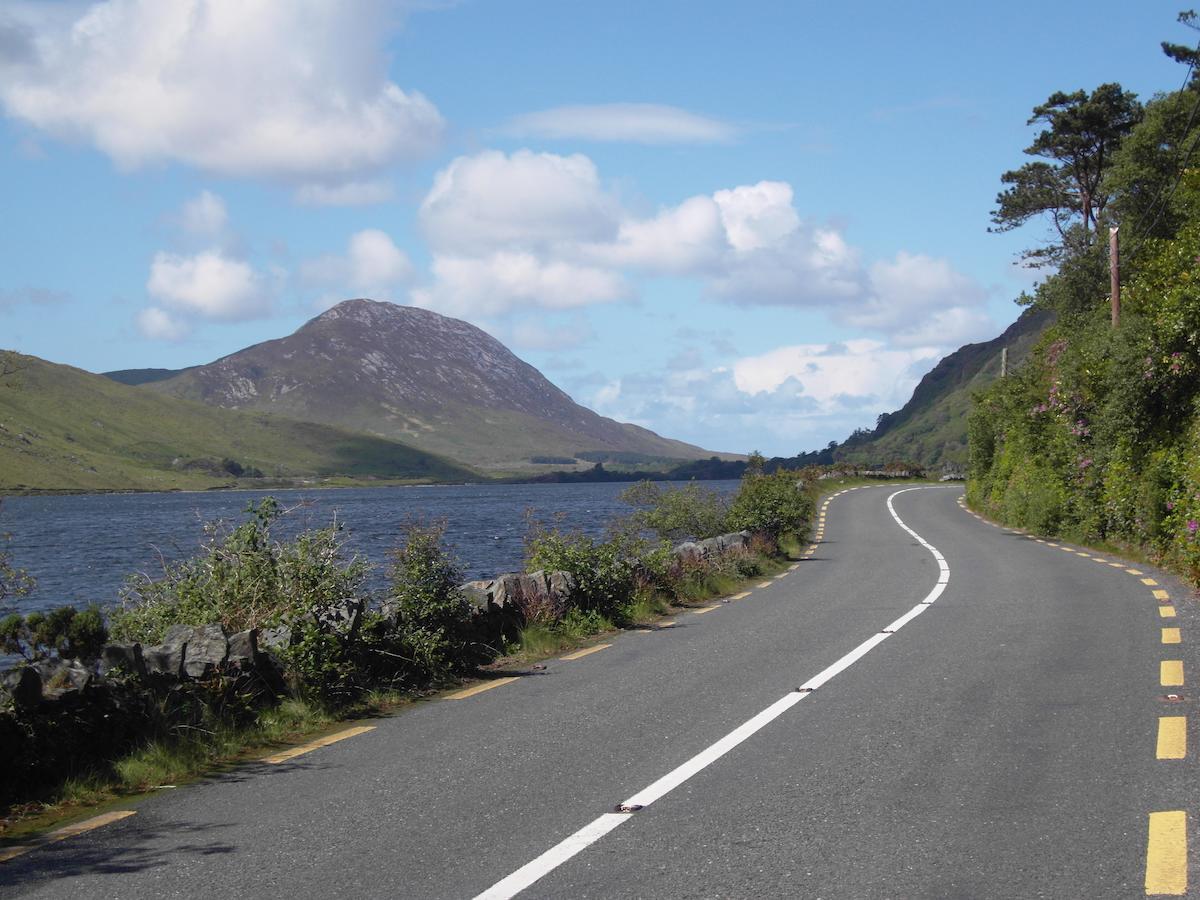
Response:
[2, 485, 1196, 898]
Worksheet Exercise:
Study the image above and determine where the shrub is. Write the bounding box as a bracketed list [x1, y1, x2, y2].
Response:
[377, 520, 474, 682]
[0, 605, 108, 662]
[725, 470, 816, 540]
[525, 523, 648, 622]
[112, 498, 369, 703]
[0, 502, 35, 609]
[620, 480, 729, 541]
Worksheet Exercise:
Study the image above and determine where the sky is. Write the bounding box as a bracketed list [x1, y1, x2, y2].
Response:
[0, 1, 1192, 457]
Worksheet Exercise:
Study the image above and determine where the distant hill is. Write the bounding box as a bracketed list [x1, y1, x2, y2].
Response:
[834, 307, 1054, 468]
[146, 299, 721, 472]
[104, 367, 191, 386]
[0, 354, 475, 492]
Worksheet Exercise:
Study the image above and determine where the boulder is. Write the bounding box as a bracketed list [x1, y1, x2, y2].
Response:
[33, 658, 92, 701]
[459, 580, 495, 613]
[316, 599, 363, 638]
[1, 665, 42, 711]
[100, 642, 146, 678]
[143, 624, 191, 678]
[183, 624, 228, 679]
[672, 541, 701, 561]
[226, 629, 258, 671]
[490, 574, 527, 610]
[546, 570, 576, 604]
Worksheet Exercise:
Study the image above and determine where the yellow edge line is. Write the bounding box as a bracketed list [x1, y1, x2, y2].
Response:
[1161, 660, 1185, 687]
[730, 591, 752, 600]
[263, 725, 376, 763]
[0, 810, 137, 864]
[1160, 606, 1177, 619]
[1143, 578, 1160, 586]
[560, 643, 612, 661]
[1162, 628, 1182, 645]
[1146, 810, 1188, 894]
[757, 581, 773, 588]
[693, 604, 721, 615]
[443, 678, 520, 701]
[1127, 568, 1144, 575]
[1154, 590, 1171, 601]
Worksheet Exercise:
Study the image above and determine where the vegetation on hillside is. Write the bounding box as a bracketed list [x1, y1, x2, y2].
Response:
[0, 353, 476, 491]
[969, 12, 1200, 583]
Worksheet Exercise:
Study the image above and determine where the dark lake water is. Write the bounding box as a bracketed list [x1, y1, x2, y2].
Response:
[0, 481, 742, 618]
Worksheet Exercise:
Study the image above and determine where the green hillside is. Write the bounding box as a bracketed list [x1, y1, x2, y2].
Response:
[0, 354, 476, 492]
[834, 307, 1053, 469]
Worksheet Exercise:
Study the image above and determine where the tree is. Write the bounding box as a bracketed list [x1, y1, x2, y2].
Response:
[992, 84, 1142, 264]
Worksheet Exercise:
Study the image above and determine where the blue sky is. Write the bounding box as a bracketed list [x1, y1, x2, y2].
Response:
[0, 1, 1190, 456]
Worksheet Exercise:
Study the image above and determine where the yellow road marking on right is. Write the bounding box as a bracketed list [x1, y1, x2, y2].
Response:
[773, 573, 788, 580]
[0, 810, 136, 864]
[1160, 606, 1177, 619]
[693, 604, 720, 615]
[1163, 628, 1182, 645]
[1162, 660, 1185, 687]
[262, 725, 376, 762]
[1109, 562, 1126, 568]
[1128, 568, 1145, 575]
[1154, 590, 1171, 601]
[560, 643, 611, 661]
[730, 591, 752, 600]
[443, 679, 519, 701]
[1157, 717, 1187, 759]
[757, 581, 773, 588]
[1146, 810, 1188, 895]
[1143, 578, 1161, 586]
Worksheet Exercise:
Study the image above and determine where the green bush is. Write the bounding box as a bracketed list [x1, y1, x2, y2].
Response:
[725, 470, 816, 540]
[112, 498, 370, 702]
[525, 524, 648, 622]
[620, 480, 729, 540]
[375, 520, 475, 682]
[0, 605, 108, 662]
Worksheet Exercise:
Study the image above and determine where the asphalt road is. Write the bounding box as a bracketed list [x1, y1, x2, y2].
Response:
[2, 485, 1196, 899]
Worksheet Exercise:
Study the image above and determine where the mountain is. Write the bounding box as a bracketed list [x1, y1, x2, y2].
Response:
[0, 354, 475, 492]
[834, 306, 1054, 468]
[146, 299, 719, 472]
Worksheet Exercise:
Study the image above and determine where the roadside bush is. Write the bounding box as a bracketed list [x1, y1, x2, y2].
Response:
[112, 498, 370, 703]
[526, 523, 648, 622]
[620, 480, 729, 540]
[375, 520, 475, 682]
[0, 605, 108, 662]
[725, 470, 816, 540]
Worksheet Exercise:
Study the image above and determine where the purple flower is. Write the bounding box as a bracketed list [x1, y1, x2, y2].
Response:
[1189, 519, 1199, 536]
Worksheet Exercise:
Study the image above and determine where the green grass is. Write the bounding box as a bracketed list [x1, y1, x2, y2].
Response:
[0, 354, 477, 492]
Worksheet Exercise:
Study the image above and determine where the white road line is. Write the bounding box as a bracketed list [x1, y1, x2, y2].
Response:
[472, 487, 951, 900]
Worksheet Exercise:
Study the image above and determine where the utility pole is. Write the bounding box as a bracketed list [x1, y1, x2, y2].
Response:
[1000, 347, 1008, 378]
[1110, 226, 1120, 328]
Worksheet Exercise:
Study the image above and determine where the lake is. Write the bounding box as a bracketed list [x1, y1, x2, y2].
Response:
[0, 480, 742, 618]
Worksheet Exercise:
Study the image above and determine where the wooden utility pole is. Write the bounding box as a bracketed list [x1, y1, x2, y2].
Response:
[1000, 347, 1008, 378]
[1110, 226, 1120, 328]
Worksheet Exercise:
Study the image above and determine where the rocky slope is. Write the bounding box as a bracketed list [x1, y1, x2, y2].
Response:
[147, 299, 715, 471]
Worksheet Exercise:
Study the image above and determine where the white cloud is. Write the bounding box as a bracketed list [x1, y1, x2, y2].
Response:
[713, 182, 802, 252]
[135, 306, 190, 342]
[147, 250, 271, 321]
[732, 340, 941, 411]
[420, 149, 620, 254]
[178, 189, 228, 240]
[0, 1, 443, 185]
[411, 252, 626, 317]
[583, 195, 726, 274]
[300, 229, 414, 307]
[294, 179, 395, 207]
[502, 103, 736, 144]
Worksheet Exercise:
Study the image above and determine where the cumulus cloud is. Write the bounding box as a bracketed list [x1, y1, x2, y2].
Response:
[177, 189, 229, 240]
[135, 306, 190, 342]
[411, 253, 626, 317]
[586, 339, 946, 456]
[294, 179, 395, 207]
[301, 229, 414, 306]
[410, 149, 993, 354]
[420, 149, 620, 254]
[0, 1, 444, 188]
[502, 103, 736, 144]
[147, 250, 272, 321]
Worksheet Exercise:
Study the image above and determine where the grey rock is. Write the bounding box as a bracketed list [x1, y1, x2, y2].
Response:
[547, 570, 576, 604]
[144, 625, 190, 678]
[316, 600, 363, 640]
[459, 580, 495, 612]
[226, 629, 259, 670]
[183, 624, 228, 679]
[100, 642, 146, 678]
[260, 625, 292, 652]
[1, 666, 42, 711]
[33, 658, 92, 701]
